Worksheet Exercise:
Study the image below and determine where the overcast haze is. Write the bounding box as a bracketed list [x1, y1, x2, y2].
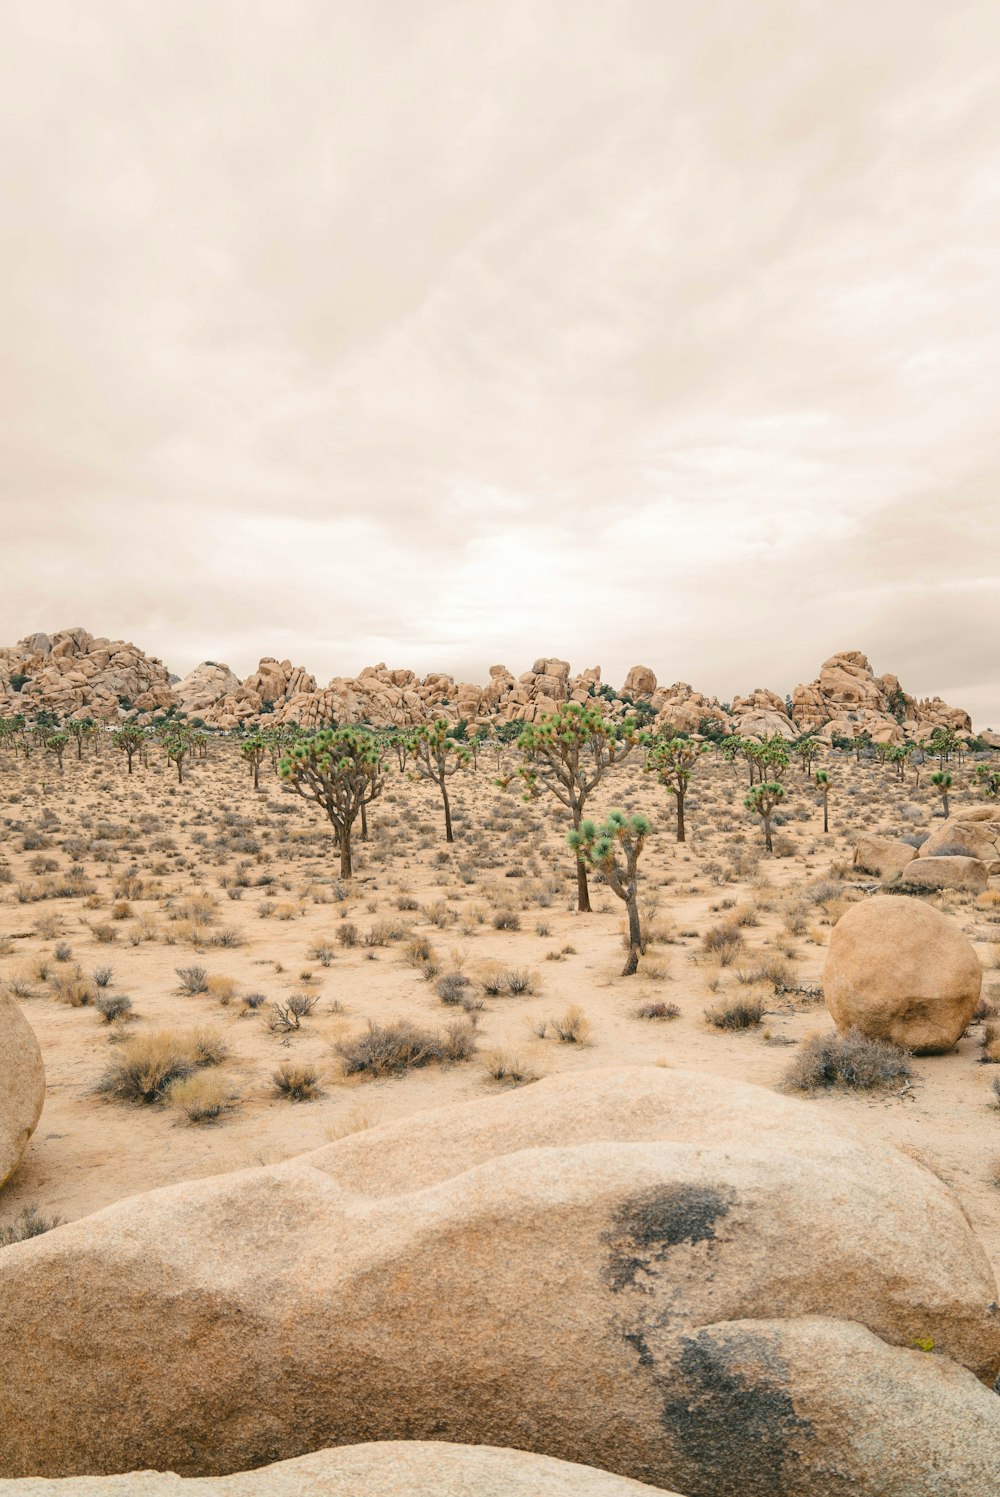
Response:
[2, 2, 998, 723]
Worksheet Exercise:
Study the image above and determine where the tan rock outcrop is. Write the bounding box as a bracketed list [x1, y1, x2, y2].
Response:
[0, 1442, 676, 1496]
[852, 836, 918, 880]
[894, 857, 989, 894]
[0, 994, 45, 1189]
[0, 1068, 996, 1492]
[729, 688, 796, 741]
[919, 817, 1000, 876]
[653, 683, 730, 735]
[790, 650, 970, 744]
[823, 897, 982, 1053]
[0, 629, 173, 721]
[623, 665, 656, 698]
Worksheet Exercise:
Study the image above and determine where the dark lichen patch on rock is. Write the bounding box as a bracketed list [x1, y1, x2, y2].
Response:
[604, 1184, 734, 1293]
[660, 1326, 812, 1495]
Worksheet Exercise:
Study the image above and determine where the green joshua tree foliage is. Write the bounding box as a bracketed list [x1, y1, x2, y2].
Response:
[974, 764, 1000, 800]
[744, 780, 785, 854]
[644, 735, 706, 842]
[515, 701, 641, 913]
[815, 769, 830, 833]
[44, 731, 68, 773]
[930, 770, 952, 819]
[241, 734, 266, 790]
[568, 811, 651, 975]
[279, 726, 385, 878]
[113, 724, 144, 775]
[406, 718, 471, 843]
[720, 735, 744, 776]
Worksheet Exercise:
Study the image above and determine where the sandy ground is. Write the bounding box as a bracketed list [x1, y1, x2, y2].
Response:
[1, 736, 998, 1278]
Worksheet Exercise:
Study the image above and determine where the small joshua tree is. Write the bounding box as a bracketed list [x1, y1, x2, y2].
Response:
[67, 717, 97, 760]
[744, 781, 785, 854]
[241, 735, 266, 791]
[568, 811, 651, 975]
[44, 731, 68, 773]
[279, 726, 385, 878]
[815, 768, 830, 833]
[793, 736, 820, 777]
[644, 735, 705, 842]
[407, 718, 471, 843]
[163, 734, 189, 784]
[113, 724, 144, 775]
[930, 770, 952, 818]
[974, 764, 1000, 801]
[516, 701, 641, 912]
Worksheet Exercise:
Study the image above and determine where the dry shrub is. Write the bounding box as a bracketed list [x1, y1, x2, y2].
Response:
[634, 1001, 681, 1021]
[176, 965, 208, 994]
[205, 974, 239, 1005]
[700, 923, 744, 966]
[50, 971, 96, 1007]
[168, 1071, 236, 1123]
[981, 1022, 1000, 1064]
[484, 1050, 537, 1086]
[0, 1208, 63, 1247]
[549, 1005, 590, 1044]
[785, 1029, 912, 1092]
[334, 1018, 476, 1078]
[96, 993, 133, 1023]
[96, 1030, 201, 1104]
[704, 995, 765, 1030]
[272, 1062, 322, 1101]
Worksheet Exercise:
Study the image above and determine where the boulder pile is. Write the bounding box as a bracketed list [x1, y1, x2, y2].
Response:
[0, 993, 45, 1189]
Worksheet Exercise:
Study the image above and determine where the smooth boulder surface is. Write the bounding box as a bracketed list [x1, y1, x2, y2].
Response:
[0, 994, 45, 1188]
[823, 896, 982, 1053]
[0, 1068, 997, 1497]
[852, 835, 916, 879]
[893, 856, 988, 893]
[0, 1443, 678, 1497]
[919, 816, 1000, 874]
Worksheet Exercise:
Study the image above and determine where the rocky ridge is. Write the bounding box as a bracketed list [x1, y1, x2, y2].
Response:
[0, 631, 977, 741]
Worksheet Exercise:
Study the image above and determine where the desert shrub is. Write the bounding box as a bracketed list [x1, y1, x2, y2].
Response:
[50, 972, 95, 1007]
[272, 1062, 321, 1101]
[736, 953, 795, 989]
[404, 936, 434, 966]
[492, 909, 521, 931]
[205, 974, 239, 1005]
[337, 922, 359, 948]
[96, 1031, 199, 1104]
[308, 940, 336, 966]
[634, 1001, 681, 1020]
[168, 1071, 235, 1123]
[91, 923, 117, 944]
[191, 1026, 228, 1066]
[0, 1208, 63, 1248]
[700, 922, 744, 966]
[240, 991, 267, 1013]
[436, 971, 471, 1005]
[484, 1050, 537, 1086]
[334, 1018, 476, 1078]
[550, 1005, 589, 1044]
[209, 926, 245, 948]
[176, 965, 208, 995]
[92, 965, 114, 989]
[481, 965, 507, 997]
[981, 1022, 1000, 1064]
[53, 942, 72, 962]
[268, 994, 319, 1031]
[364, 919, 405, 947]
[785, 1029, 912, 1092]
[96, 994, 133, 1023]
[704, 995, 765, 1030]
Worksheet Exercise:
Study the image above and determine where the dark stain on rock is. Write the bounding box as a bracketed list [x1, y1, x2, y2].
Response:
[659, 1328, 812, 1493]
[604, 1184, 733, 1292]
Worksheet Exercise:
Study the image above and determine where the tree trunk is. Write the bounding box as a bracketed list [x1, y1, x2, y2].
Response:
[676, 790, 685, 843]
[176, 759, 183, 784]
[572, 802, 591, 913]
[339, 831, 353, 879]
[822, 796, 829, 834]
[763, 813, 772, 854]
[942, 792, 950, 818]
[622, 898, 642, 975]
[360, 797, 368, 840]
[442, 778, 453, 843]
[253, 760, 260, 790]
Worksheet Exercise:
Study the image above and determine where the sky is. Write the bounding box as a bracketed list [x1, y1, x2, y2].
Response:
[1, 1, 999, 724]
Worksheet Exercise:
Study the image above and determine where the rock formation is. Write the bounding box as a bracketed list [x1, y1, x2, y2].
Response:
[0, 1442, 676, 1496]
[0, 629, 173, 722]
[823, 897, 982, 1053]
[0, 993, 45, 1189]
[0, 1068, 997, 1494]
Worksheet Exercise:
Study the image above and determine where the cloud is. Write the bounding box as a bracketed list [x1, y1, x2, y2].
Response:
[1, 1, 998, 720]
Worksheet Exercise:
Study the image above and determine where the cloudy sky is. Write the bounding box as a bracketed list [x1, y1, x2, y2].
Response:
[2, 1, 999, 723]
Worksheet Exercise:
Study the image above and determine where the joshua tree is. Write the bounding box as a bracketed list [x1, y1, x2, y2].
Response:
[644, 735, 705, 842]
[163, 734, 189, 784]
[568, 811, 651, 975]
[930, 770, 952, 819]
[407, 718, 471, 843]
[279, 726, 385, 878]
[44, 731, 68, 773]
[241, 735, 266, 790]
[815, 768, 830, 833]
[744, 781, 785, 854]
[974, 764, 1000, 800]
[793, 736, 820, 777]
[67, 717, 97, 760]
[113, 724, 144, 775]
[516, 701, 641, 912]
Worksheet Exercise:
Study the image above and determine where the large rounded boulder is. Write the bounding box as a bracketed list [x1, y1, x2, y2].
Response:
[0, 1068, 997, 1496]
[0, 1442, 677, 1496]
[894, 856, 988, 894]
[0, 994, 45, 1189]
[823, 896, 982, 1052]
[919, 816, 1000, 874]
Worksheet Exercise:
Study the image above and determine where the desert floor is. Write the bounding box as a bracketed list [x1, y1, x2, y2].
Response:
[2, 739, 998, 1278]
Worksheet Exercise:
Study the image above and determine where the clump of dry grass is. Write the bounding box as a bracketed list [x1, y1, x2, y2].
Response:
[634, 1001, 681, 1021]
[334, 1018, 476, 1078]
[168, 1071, 237, 1123]
[980, 1022, 1000, 1064]
[784, 1029, 912, 1092]
[272, 1062, 322, 1101]
[95, 1028, 223, 1105]
[704, 995, 765, 1030]
[483, 1050, 538, 1086]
